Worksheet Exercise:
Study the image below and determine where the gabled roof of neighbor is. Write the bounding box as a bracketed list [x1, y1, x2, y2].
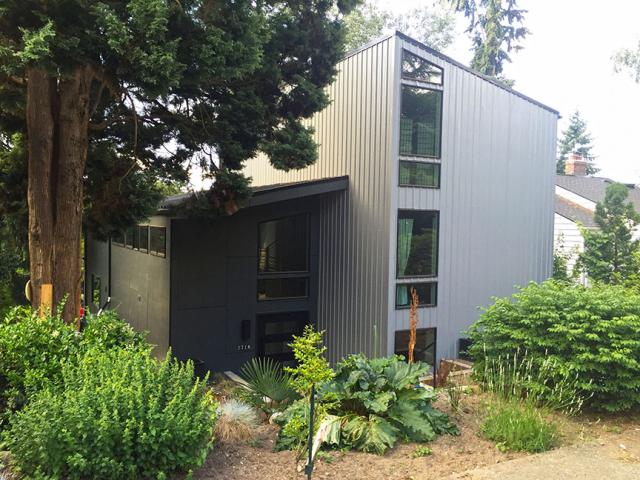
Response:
[554, 195, 597, 228]
[556, 175, 640, 212]
[344, 31, 559, 116]
[159, 176, 349, 213]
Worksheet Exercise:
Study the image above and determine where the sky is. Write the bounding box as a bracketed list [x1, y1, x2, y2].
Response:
[378, 0, 640, 184]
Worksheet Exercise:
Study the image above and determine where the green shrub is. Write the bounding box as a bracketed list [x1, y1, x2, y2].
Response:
[469, 281, 640, 412]
[0, 307, 148, 423]
[4, 348, 217, 480]
[0, 307, 80, 417]
[276, 354, 458, 455]
[481, 398, 558, 453]
[284, 325, 334, 396]
[81, 310, 148, 351]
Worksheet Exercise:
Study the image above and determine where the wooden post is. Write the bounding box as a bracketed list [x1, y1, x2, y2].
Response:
[40, 284, 53, 318]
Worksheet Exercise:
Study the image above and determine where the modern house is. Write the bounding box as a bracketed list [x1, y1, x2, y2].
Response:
[555, 153, 640, 281]
[85, 32, 558, 372]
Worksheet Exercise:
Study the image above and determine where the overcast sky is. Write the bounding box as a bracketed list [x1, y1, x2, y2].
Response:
[379, 0, 640, 183]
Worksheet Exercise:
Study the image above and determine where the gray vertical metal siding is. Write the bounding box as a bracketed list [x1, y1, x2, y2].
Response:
[244, 37, 396, 362]
[390, 38, 557, 359]
[245, 32, 557, 363]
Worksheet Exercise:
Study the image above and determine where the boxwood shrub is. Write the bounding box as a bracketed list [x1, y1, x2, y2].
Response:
[4, 348, 217, 480]
[0, 307, 147, 419]
[469, 280, 640, 412]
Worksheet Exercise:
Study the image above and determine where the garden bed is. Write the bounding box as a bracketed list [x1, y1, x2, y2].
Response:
[197, 393, 525, 480]
[197, 387, 640, 480]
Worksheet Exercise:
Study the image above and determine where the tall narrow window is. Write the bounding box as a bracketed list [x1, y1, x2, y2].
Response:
[138, 225, 149, 253]
[257, 214, 310, 301]
[149, 226, 166, 257]
[401, 50, 443, 84]
[399, 161, 440, 188]
[125, 226, 135, 249]
[397, 210, 439, 278]
[400, 86, 442, 158]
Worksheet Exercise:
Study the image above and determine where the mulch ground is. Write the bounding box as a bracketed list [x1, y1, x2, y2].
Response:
[196, 393, 526, 480]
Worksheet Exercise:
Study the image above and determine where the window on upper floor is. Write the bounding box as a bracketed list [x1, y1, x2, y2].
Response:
[401, 50, 443, 85]
[395, 281, 437, 309]
[397, 210, 439, 278]
[258, 215, 308, 274]
[400, 86, 442, 158]
[399, 161, 440, 188]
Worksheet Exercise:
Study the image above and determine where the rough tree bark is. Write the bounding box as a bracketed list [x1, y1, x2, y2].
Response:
[26, 68, 55, 310]
[26, 67, 93, 325]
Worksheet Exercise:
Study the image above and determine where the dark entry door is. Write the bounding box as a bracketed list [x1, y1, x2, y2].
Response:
[256, 311, 309, 365]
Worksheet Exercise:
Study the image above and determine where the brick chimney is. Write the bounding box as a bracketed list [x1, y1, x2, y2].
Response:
[565, 152, 588, 176]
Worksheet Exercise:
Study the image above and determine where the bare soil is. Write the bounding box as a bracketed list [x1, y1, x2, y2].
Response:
[197, 393, 640, 480]
[197, 393, 526, 480]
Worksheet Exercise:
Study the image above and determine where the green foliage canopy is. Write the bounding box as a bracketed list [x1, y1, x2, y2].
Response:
[0, 0, 360, 239]
[613, 41, 640, 83]
[578, 183, 640, 284]
[449, 0, 528, 81]
[342, 1, 456, 52]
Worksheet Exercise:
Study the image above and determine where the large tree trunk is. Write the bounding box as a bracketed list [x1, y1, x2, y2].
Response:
[26, 67, 93, 324]
[53, 67, 92, 325]
[26, 68, 55, 309]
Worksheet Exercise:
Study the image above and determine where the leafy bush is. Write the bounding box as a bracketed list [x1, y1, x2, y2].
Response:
[0, 307, 80, 417]
[276, 354, 458, 455]
[81, 310, 148, 351]
[469, 281, 640, 412]
[4, 348, 217, 480]
[284, 325, 334, 396]
[239, 357, 298, 412]
[481, 398, 558, 453]
[0, 307, 147, 420]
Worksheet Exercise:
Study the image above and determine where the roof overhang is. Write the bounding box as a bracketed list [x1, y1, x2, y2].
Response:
[158, 176, 349, 215]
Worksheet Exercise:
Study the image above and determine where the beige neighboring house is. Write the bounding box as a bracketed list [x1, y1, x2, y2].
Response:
[554, 153, 640, 283]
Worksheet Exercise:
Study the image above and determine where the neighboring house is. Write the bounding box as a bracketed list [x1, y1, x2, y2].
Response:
[85, 31, 558, 372]
[555, 153, 640, 282]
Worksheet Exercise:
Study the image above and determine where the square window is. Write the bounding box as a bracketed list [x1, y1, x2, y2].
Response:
[399, 161, 440, 188]
[400, 86, 442, 158]
[394, 328, 436, 368]
[258, 215, 308, 273]
[397, 210, 439, 278]
[396, 282, 437, 309]
[401, 50, 443, 84]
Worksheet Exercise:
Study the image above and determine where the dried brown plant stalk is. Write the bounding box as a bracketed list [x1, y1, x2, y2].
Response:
[408, 287, 419, 363]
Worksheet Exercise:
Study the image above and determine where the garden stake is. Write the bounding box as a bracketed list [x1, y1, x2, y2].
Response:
[305, 384, 316, 480]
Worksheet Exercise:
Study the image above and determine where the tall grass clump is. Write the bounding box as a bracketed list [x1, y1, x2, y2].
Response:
[481, 398, 558, 453]
[479, 350, 590, 416]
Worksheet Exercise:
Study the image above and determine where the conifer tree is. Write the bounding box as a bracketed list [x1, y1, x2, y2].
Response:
[578, 183, 640, 284]
[557, 111, 597, 174]
[0, 0, 359, 322]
